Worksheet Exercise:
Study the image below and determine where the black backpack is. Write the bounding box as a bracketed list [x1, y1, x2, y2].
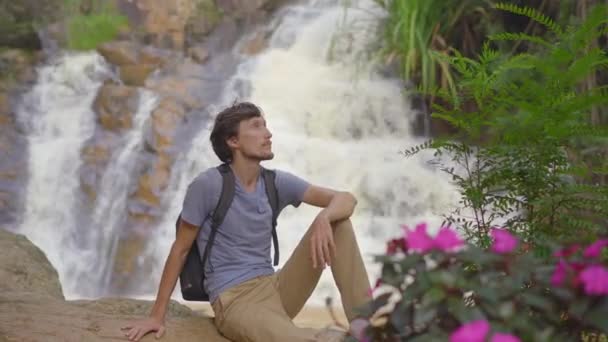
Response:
[176, 164, 280, 302]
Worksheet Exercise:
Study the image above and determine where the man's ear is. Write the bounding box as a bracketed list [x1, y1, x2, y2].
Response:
[226, 136, 238, 149]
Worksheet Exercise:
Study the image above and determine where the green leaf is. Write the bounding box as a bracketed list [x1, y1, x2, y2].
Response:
[521, 291, 556, 312]
[413, 305, 438, 328]
[585, 307, 608, 333]
[569, 297, 592, 319]
[421, 286, 446, 306]
[497, 301, 516, 319]
[399, 254, 424, 272]
[447, 297, 485, 322]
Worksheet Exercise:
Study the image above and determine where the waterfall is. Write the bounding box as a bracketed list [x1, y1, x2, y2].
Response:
[16, 53, 110, 298]
[78, 90, 158, 298]
[16, 52, 158, 299]
[14, 0, 459, 305]
[147, 0, 459, 306]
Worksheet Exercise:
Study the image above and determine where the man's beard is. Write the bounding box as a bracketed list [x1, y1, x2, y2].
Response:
[243, 150, 274, 161]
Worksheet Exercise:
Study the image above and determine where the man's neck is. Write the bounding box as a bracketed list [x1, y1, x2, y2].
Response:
[229, 158, 261, 189]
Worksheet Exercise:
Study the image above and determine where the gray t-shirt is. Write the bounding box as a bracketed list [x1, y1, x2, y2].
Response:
[180, 166, 310, 302]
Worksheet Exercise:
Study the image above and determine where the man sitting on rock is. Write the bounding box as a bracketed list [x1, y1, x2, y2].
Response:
[121, 102, 371, 341]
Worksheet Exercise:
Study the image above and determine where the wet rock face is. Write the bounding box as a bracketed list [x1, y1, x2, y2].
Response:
[79, 81, 140, 203]
[94, 82, 140, 132]
[97, 41, 140, 67]
[97, 41, 161, 86]
[113, 0, 290, 50]
[0, 49, 39, 226]
[117, 0, 195, 50]
[0, 0, 63, 50]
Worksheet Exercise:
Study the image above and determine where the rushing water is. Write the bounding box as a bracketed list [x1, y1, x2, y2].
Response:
[15, 0, 459, 305]
[146, 0, 459, 306]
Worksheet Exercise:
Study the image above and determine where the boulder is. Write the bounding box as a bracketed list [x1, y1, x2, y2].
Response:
[119, 64, 157, 86]
[0, 228, 229, 342]
[97, 41, 140, 67]
[131, 152, 173, 209]
[139, 46, 173, 67]
[215, 0, 267, 15]
[0, 292, 229, 342]
[93, 82, 139, 131]
[240, 31, 269, 55]
[145, 77, 201, 110]
[188, 46, 209, 63]
[80, 137, 115, 202]
[133, 0, 194, 50]
[0, 229, 63, 299]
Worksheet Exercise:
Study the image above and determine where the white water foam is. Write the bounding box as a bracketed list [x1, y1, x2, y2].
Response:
[148, 0, 459, 306]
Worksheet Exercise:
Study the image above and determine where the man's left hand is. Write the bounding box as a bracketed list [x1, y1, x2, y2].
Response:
[309, 212, 336, 268]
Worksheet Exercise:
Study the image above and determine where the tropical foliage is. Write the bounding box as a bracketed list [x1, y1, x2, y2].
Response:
[403, 4, 608, 251]
[372, 0, 495, 98]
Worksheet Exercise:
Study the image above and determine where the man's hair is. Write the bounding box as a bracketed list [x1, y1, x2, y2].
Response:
[210, 102, 263, 163]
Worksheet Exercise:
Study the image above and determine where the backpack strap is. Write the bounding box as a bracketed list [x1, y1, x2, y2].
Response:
[201, 163, 235, 273]
[262, 168, 280, 266]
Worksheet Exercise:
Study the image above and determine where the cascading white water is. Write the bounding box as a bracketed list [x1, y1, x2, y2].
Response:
[14, 0, 459, 305]
[148, 0, 459, 306]
[78, 90, 158, 298]
[16, 53, 111, 298]
[16, 52, 158, 299]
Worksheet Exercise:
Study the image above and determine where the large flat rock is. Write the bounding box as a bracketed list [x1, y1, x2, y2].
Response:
[0, 228, 229, 341]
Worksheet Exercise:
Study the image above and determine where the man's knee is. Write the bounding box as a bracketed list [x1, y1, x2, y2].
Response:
[331, 218, 353, 230]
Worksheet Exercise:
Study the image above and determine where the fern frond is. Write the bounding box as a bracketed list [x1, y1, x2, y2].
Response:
[569, 4, 608, 50]
[495, 3, 562, 36]
[494, 53, 537, 75]
[564, 48, 605, 84]
[489, 32, 552, 48]
[401, 140, 434, 158]
[478, 42, 500, 65]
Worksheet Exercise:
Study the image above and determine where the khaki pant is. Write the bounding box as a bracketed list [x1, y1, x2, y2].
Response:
[210, 219, 371, 342]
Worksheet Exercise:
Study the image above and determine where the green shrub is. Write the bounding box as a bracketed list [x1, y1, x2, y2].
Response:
[372, 0, 496, 97]
[348, 224, 608, 341]
[403, 4, 608, 248]
[63, 1, 128, 50]
[66, 13, 128, 50]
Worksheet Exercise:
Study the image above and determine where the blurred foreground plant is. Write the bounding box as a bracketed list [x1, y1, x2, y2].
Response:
[348, 224, 608, 342]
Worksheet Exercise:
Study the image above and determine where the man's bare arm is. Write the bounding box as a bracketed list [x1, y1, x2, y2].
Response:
[150, 219, 199, 320]
[122, 219, 199, 341]
[301, 185, 358, 268]
[301, 185, 357, 221]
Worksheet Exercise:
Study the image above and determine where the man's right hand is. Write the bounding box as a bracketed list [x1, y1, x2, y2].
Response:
[121, 317, 166, 341]
[119, 219, 199, 341]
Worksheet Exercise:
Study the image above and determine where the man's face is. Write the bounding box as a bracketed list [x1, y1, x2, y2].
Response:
[230, 116, 274, 161]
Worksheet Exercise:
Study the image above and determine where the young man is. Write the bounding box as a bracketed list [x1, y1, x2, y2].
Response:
[122, 102, 371, 341]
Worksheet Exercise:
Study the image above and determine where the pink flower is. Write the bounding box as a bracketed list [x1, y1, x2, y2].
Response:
[571, 262, 586, 288]
[386, 237, 407, 255]
[491, 333, 521, 342]
[449, 320, 490, 342]
[551, 261, 587, 288]
[579, 265, 608, 295]
[551, 260, 569, 286]
[435, 227, 464, 252]
[583, 239, 608, 258]
[405, 223, 435, 253]
[554, 244, 580, 258]
[490, 228, 518, 254]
